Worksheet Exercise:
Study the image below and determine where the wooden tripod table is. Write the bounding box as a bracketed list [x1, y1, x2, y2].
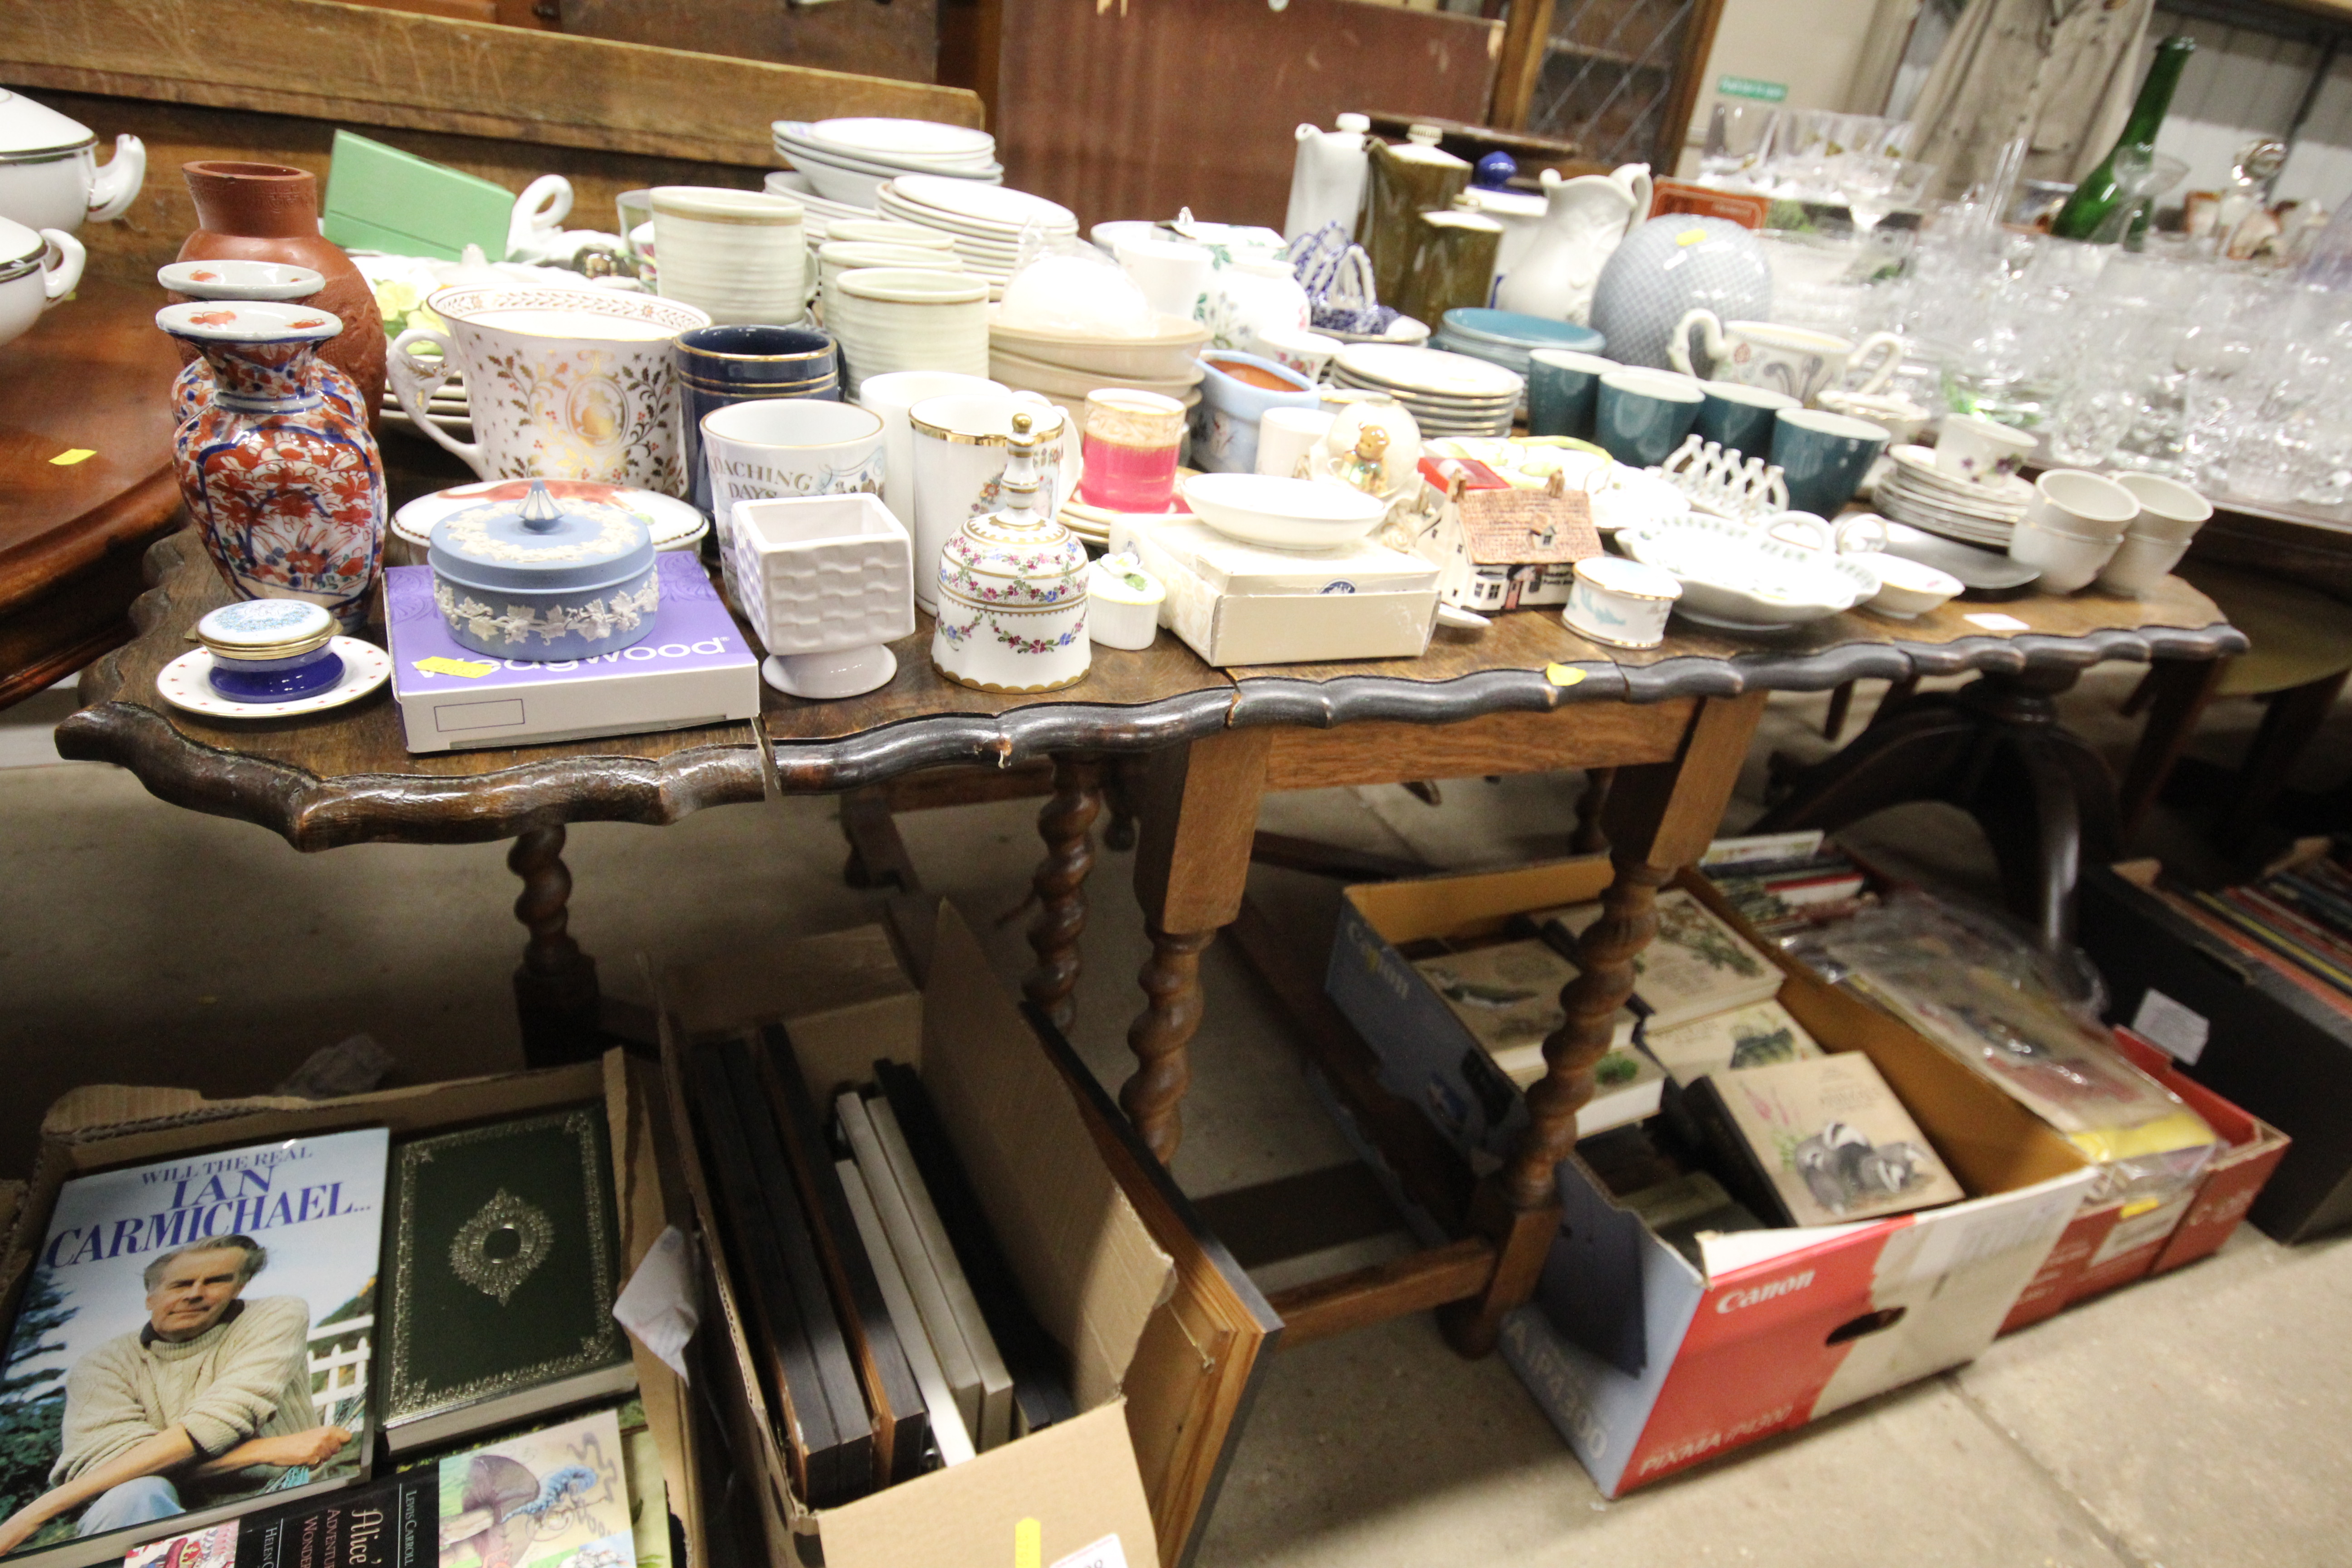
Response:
[60, 529, 2238, 1357]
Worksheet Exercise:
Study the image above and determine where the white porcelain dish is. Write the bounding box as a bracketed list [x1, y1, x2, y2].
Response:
[803, 118, 996, 163]
[155, 637, 391, 720]
[1180, 472, 1389, 550]
[1620, 513, 1879, 630]
[1863, 552, 1963, 619]
[1336, 342, 1523, 401]
[884, 175, 1077, 233]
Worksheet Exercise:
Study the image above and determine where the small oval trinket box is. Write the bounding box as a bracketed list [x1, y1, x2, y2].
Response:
[427, 479, 658, 662]
[932, 410, 1092, 693]
[1563, 555, 1679, 650]
[195, 597, 343, 700]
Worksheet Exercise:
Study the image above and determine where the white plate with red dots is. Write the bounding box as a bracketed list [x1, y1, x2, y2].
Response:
[155, 636, 392, 720]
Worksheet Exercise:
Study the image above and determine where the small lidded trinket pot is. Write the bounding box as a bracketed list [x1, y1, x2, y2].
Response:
[195, 597, 343, 701]
[426, 479, 658, 662]
[931, 410, 1091, 692]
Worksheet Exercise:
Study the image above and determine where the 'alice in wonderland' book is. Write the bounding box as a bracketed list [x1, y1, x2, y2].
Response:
[1686, 1054, 1964, 1228]
[436, 1408, 634, 1568]
[0, 1129, 389, 1568]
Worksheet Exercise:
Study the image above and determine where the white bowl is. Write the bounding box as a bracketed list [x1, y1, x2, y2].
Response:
[2008, 511, 2122, 593]
[1863, 552, 1963, 619]
[2026, 468, 2138, 543]
[801, 117, 996, 163]
[1180, 472, 1388, 550]
[988, 311, 1211, 377]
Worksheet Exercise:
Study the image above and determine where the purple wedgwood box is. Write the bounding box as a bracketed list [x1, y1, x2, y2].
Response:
[386, 554, 760, 752]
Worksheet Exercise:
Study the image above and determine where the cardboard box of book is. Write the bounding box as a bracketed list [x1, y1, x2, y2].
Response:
[1999, 1026, 2289, 1330]
[656, 908, 1276, 1568]
[0, 1054, 705, 1568]
[1326, 861, 1786, 1167]
[1327, 856, 2098, 1497]
[2077, 861, 2352, 1242]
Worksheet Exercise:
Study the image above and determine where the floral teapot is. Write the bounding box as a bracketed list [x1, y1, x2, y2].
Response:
[1494, 162, 1652, 326]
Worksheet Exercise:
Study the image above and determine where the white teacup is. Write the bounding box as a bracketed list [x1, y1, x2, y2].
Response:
[651, 186, 805, 326]
[906, 391, 1079, 611]
[2114, 472, 2212, 544]
[1114, 235, 1213, 321]
[2025, 467, 2138, 543]
[390, 285, 712, 495]
[2095, 531, 2190, 598]
[1247, 324, 1342, 382]
[1935, 413, 2038, 486]
[1670, 311, 1900, 404]
[0, 217, 84, 353]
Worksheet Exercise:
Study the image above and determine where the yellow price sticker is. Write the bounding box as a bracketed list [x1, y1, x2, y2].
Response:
[1675, 227, 1710, 247]
[1544, 662, 1588, 687]
[49, 448, 96, 466]
[415, 655, 497, 678]
[1014, 1519, 1042, 1568]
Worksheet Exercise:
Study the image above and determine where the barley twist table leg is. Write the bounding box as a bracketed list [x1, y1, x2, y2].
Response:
[1121, 922, 1215, 1160]
[508, 825, 603, 1066]
[1023, 753, 1103, 1028]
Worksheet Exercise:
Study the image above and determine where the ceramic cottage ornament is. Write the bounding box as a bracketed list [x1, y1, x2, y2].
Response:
[932, 410, 1091, 692]
[157, 301, 385, 629]
[426, 479, 658, 661]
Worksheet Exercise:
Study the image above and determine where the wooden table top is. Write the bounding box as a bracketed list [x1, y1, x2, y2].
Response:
[0, 278, 182, 619]
[59, 526, 2245, 850]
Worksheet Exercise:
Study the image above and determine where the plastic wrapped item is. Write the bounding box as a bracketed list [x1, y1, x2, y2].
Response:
[1794, 892, 2219, 1200]
[997, 237, 1157, 337]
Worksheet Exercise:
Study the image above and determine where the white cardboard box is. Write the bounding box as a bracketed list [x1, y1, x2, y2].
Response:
[1107, 515, 1436, 666]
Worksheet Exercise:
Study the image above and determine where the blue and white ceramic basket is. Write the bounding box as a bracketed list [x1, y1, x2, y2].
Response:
[426, 480, 658, 661]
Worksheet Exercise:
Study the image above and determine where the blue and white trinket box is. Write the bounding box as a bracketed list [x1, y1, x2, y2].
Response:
[426, 479, 659, 662]
[194, 597, 343, 700]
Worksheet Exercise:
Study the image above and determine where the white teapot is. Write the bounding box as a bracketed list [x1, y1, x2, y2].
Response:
[1494, 162, 1651, 326]
[0, 90, 144, 234]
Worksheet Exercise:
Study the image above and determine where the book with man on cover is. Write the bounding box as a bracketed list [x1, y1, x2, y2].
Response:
[0, 1129, 389, 1568]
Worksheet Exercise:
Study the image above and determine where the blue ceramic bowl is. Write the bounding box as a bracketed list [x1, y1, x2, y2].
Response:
[1441, 309, 1607, 355]
[1192, 351, 1321, 474]
[676, 324, 840, 515]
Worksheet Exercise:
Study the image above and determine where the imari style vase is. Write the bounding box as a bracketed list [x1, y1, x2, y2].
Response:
[931, 410, 1091, 692]
[157, 300, 386, 629]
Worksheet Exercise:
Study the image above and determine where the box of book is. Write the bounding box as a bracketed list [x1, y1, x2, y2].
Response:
[2077, 861, 2352, 1242]
[385, 556, 760, 754]
[1344, 861, 2101, 1496]
[655, 906, 1277, 1568]
[1328, 857, 1662, 1166]
[0, 1058, 707, 1568]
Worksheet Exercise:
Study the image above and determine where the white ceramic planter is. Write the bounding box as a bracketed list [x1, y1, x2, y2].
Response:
[730, 491, 915, 697]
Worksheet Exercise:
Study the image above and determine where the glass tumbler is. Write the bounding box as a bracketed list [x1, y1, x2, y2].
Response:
[1078, 388, 1186, 512]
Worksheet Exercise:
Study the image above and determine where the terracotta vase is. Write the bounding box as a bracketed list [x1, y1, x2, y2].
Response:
[158, 300, 387, 629]
[176, 161, 385, 423]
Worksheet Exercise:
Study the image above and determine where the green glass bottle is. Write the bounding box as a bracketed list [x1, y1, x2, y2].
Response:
[2050, 34, 2195, 244]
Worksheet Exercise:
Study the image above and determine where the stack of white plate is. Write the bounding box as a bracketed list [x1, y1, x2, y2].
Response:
[878, 176, 1080, 289]
[772, 118, 1002, 209]
[380, 378, 468, 436]
[1873, 443, 2032, 547]
[1332, 343, 1522, 438]
[1058, 478, 1196, 550]
[987, 311, 1210, 419]
[828, 267, 991, 398]
[764, 172, 882, 243]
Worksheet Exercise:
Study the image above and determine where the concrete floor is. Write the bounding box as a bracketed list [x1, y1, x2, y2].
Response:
[2, 665, 2347, 1566]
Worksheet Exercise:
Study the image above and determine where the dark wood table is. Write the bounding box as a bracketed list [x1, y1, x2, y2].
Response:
[0, 278, 184, 710]
[58, 530, 2239, 1363]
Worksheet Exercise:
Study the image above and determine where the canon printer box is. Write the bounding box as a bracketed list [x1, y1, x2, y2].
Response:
[386, 554, 761, 752]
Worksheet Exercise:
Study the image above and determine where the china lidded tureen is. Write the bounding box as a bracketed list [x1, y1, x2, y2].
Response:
[931, 410, 1091, 692]
[0, 89, 144, 233]
[426, 480, 658, 662]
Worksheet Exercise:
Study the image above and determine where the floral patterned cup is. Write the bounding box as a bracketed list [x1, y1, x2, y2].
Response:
[388, 285, 711, 498]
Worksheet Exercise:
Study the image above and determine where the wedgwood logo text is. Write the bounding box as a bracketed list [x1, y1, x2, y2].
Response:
[491, 636, 738, 673]
[1715, 1269, 1814, 1312]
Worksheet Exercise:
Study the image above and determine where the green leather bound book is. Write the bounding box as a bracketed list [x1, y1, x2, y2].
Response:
[377, 1107, 634, 1452]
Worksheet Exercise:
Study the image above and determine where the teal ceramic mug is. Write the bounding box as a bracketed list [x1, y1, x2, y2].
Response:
[1528, 349, 1617, 440]
[1594, 368, 1704, 467]
[1695, 380, 1799, 463]
[1771, 407, 1891, 517]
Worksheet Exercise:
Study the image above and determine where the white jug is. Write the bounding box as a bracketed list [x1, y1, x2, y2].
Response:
[1494, 162, 1652, 325]
[1284, 113, 1371, 244]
